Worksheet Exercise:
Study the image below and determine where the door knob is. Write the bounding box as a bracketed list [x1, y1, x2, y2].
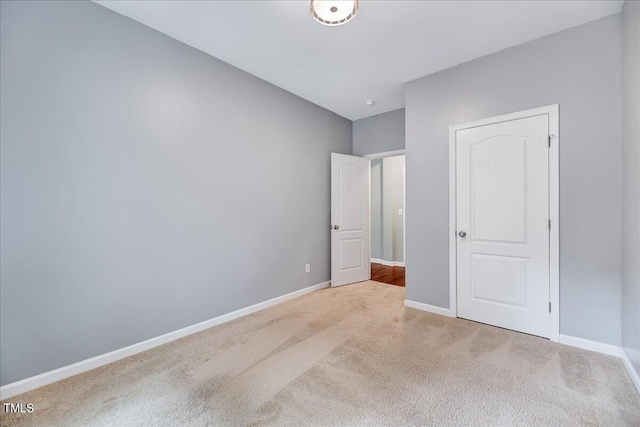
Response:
[458, 231, 467, 238]
[333, 225, 340, 230]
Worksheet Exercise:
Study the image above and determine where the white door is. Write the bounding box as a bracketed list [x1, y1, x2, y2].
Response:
[456, 114, 550, 338]
[331, 153, 370, 287]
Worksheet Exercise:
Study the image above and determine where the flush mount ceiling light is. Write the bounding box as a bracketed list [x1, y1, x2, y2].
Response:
[364, 100, 375, 106]
[310, 0, 359, 26]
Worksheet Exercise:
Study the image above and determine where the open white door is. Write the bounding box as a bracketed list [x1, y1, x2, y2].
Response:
[331, 153, 370, 287]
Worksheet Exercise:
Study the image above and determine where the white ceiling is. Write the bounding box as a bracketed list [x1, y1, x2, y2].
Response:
[95, 0, 624, 121]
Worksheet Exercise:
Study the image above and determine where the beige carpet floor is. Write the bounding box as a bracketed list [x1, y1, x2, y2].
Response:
[1, 281, 639, 426]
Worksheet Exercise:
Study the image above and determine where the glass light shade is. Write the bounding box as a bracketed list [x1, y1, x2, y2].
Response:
[310, 0, 358, 26]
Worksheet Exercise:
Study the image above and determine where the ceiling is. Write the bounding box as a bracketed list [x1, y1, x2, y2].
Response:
[95, 1, 624, 121]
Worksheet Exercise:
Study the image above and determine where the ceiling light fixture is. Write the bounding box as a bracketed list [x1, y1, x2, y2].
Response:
[310, 1, 358, 26]
[365, 100, 375, 106]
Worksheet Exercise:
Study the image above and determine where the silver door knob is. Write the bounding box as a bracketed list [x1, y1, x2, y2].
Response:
[333, 225, 340, 230]
[458, 231, 467, 238]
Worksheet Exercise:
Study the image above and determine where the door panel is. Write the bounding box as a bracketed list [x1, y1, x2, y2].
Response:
[339, 164, 364, 232]
[331, 153, 370, 287]
[456, 115, 549, 338]
[471, 254, 527, 307]
[471, 138, 526, 243]
[339, 239, 364, 270]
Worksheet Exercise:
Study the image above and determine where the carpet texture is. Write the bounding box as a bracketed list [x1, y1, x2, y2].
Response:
[1, 281, 639, 426]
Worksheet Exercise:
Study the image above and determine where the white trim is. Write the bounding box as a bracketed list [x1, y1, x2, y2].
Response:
[403, 162, 406, 269]
[371, 258, 405, 267]
[0, 281, 330, 401]
[368, 157, 372, 280]
[404, 299, 455, 318]
[448, 124, 458, 318]
[620, 348, 640, 395]
[363, 149, 405, 159]
[448, 104, 560, 342]
[559, 334, 620, 357]
[547, 106, 560, 342]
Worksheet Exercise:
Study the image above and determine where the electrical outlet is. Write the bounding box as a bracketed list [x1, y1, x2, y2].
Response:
[305, 264, 310, 274]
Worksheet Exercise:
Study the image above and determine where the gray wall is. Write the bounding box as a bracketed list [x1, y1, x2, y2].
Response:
[621, 0, 640, 377]
[371, 159, 383, 260]
[382, 157, 395, 262]
[405, 15, 622, 345]
[0, 1, 352, 386]
[353, 109, 405, 156]
[389, 156, 405, 263]
[370, 156, 404, 264]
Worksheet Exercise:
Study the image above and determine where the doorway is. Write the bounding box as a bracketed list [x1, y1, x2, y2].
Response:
[368, 152, 405, 287]
[449, 105, 559, 340]
[330, 150, 406, 288]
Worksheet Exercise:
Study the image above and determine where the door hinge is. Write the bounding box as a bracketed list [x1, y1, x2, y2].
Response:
[549, 302, 552, 313]
[548, 135, 551, 147]
[548, 219, 551, 231]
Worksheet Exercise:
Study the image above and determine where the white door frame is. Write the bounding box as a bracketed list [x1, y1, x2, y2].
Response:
[448, 105, 559, 342]
[364, 149, 406, 160]
[364, 149, 406, 269]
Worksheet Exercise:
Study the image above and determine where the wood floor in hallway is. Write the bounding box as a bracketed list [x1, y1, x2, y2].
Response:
[370, 262, 405, 287]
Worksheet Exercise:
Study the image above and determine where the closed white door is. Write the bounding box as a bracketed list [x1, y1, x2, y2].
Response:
[456, 115, 550, 338]
[331, 153, 370, 287]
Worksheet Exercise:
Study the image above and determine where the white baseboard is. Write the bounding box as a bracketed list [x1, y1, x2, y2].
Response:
[404, 299, 454, 318]
[558, 334, 621, 357]
[620, 348, 640, 395]
[371, 258, 405, 267]
[0, 281, 330, 401]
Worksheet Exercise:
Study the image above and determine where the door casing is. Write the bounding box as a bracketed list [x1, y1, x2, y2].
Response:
[448, 105, 560, 342]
